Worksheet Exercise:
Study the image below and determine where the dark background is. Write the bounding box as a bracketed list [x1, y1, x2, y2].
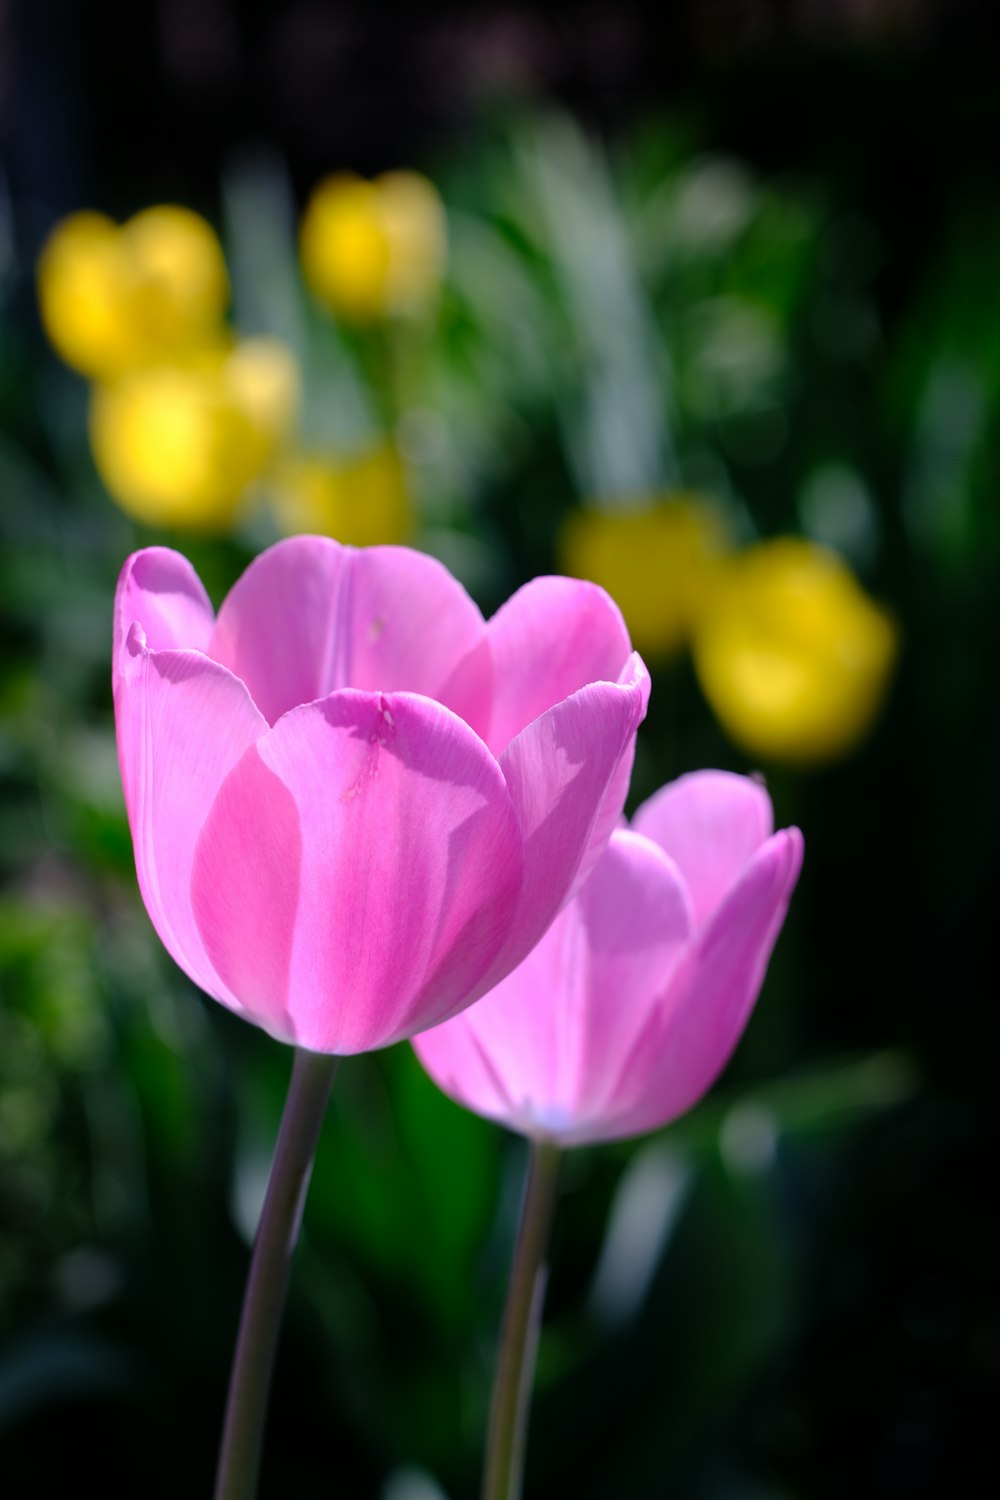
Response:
[1, 4, 998, 1497]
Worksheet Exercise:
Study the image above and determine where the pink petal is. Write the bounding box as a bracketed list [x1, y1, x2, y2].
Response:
[346, 545, 486, 706]
[564, 833, 692, 1137]
[569, 652, 651, 897]
[632, 770, 774, 928]
[414, 830, 692, 1143]
[190, 691, 524, 1053]
[487, 655, 650, 980]
[208, 536, 346, 723]
[482, 576, 634, 755]
[434, 636, 494, 744]
[208, 536, 486, 725]
[114, 630, 268, 1007]
[113, 549, 215, 693]
[606, 827, 804, 1139]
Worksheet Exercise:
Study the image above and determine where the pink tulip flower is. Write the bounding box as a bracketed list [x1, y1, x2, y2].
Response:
[413, 771, 803, 1145]
[113, 537, 649, 1055]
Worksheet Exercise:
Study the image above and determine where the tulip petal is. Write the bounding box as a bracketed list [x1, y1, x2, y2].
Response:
[208, 535, 345, 722]
[570, 652, 651, 896]
[607, 827, 804, 1138]
[489, 654, 650, 979]
[482, 576, 634, 754]
[208, 536, 486, 724]
[113, 548, 215, 692]
[190, 691, 524, 1053]
[346, 546, 486, 702]
[114, 630, 269, 1007]
[632, 770, 774, 929]
[414, 830, 692, 1142]
[565, 833, 692, 1136]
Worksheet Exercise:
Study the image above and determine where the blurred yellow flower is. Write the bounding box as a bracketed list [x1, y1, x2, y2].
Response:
[692, 538, 898, 765]
[37, 206, 229, 380]
[270, 444, 411, 545]
[90, 339, 300, 530]
[300, 171, 446, 321]
[559, 495, 731, 658]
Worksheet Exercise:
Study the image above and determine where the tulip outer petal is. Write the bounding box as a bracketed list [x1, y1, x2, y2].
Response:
[191, 690, 525, 1053]
[605, 826, 804, 1139]
[488, 655, 650, 983]
[482, 574, 633, 755]
[633, 769, 774, 929]
[114, 633, 270, 1013]
[114, 547, 215, 694]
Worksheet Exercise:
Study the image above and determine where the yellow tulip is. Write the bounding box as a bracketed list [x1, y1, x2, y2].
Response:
[225, 338, 302, 447]
[692, 538, 898, 765]
[559, 495, 731, 658]
[300, 171, 446, 321]
[37, 206, 229, 379]
[89, 338, 299, 530]
[270, 444, 411, 545]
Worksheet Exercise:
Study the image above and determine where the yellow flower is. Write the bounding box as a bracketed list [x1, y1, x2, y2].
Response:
[300, 171, 446, 321]
[270, 444, 411, 545]
[559, 495, 731, 658]
[90, 339, 300, 530]
[37, 206, 229, 380]
[692, 538, 898, 765]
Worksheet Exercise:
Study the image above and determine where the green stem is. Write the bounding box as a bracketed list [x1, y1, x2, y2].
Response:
[482, 1139, 564, 1500]
[214, 1048, 338, 1500]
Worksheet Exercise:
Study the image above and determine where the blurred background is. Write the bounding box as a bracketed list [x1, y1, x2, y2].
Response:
[1, 2, 998, 1496]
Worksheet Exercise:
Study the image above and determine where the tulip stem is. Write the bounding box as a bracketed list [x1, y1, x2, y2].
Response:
[482, 1139, 564, 1500]
[214, 1047, 338, 1500]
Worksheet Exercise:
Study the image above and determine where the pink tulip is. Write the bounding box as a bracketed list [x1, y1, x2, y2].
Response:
[413, 771, 803, 1145]
[113, 537, 649, 1054]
